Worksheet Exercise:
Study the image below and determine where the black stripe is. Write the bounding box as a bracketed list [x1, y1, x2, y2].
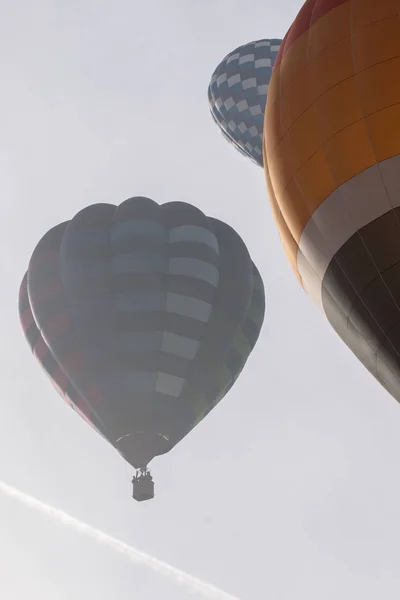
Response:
[167, 241, 219, 265]
[102, 351, 190, 379]
[166, 275, 215, 303]
[112, 273, 215, 304]
[322, 210, 400, 405]
[111, 272, 165, 293]
[115, 312, 206, 340]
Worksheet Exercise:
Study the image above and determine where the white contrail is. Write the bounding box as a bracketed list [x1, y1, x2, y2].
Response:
[0, 480, 241, 600]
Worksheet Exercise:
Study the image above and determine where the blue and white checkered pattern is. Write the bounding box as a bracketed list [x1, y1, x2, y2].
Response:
[208, 39, 282, 167]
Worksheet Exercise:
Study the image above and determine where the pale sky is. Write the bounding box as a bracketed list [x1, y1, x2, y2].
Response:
[1, 1, 400, 599]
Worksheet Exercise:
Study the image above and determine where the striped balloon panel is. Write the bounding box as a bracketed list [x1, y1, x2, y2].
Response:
[21, 197, 265, 467]
[190, 263, 266, 430]
[224, 264, 265, 388]
[26, 221, 108, 434]
[208, 39, 282, 166]
[264, 0, 400, 401]
[171, 216, 256, 435]
[19, 273, 105, 437]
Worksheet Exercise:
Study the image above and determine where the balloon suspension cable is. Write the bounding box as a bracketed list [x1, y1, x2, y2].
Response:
[132, 467, 155, 502]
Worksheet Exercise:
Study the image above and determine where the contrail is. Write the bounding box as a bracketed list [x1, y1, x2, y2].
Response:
[0, 480, 241, 600]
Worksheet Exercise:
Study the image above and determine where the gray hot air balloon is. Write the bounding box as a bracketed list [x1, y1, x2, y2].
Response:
[19, 196, 265, 501]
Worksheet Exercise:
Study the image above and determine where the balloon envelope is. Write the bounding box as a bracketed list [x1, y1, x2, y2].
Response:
[208, 39, 282, 166]
[19, 197, 265, 469]
[264, 0, 400, 401]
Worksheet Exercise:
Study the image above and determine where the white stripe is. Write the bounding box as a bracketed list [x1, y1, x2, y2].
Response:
[156, 372, 185, 397]
[161, 332, 200, 359]
[255, 58, 272, 68]
[242, 78, 257, 90]
[297, 155, 400, 309]
[226, 52, 240, 64]
[166, 293, 212, 322]
[168, 257, 219, 287]
[297, 248, 325, 312]
[238, 54, 254, 65]
[168, 225, 216, 249]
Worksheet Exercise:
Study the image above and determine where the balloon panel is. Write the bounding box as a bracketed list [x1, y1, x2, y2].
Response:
[18, 272, 107, 437]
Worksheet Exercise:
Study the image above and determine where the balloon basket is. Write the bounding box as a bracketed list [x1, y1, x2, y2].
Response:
[132, 468, 154, 502]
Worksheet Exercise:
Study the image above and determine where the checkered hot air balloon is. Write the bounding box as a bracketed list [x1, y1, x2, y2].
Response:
[208, 38, 282, 166]
[264, 0, 400, 403]
[19, 197, 265, 501]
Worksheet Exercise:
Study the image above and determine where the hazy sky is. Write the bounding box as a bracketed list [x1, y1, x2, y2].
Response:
[1, 1, 400, 599]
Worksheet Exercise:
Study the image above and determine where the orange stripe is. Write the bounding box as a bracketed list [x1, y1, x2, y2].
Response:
[274, 0, 349, 68]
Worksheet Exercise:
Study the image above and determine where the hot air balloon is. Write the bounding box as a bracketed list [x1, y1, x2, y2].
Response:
[208, 38, 282, 166]
[19, 197, 265, 501]
[264, 0, 400, 401]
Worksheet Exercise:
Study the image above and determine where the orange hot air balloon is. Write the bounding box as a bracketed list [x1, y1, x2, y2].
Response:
[264, 0, 400, 400]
